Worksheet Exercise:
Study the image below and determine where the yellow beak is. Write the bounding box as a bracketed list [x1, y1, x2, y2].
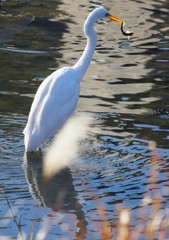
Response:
[106, 13, 133, 36]
[106, 13, 125, 25]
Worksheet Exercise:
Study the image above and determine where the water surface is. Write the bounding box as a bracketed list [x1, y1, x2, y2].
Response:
[0, 0, 169, 239]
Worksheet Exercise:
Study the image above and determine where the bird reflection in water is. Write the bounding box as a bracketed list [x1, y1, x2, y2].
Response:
[23, 151, 87, 238]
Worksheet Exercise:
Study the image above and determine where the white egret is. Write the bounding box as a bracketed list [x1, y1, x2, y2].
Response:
[24, 7, 131, 152]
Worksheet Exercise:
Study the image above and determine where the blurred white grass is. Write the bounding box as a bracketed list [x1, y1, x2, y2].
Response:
[43, 114, 93, 178]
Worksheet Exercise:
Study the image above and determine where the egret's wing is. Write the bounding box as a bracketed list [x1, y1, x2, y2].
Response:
[37, 68, 80, 137]
[24, 67, 80, 151]
[23, 67, 70, 134]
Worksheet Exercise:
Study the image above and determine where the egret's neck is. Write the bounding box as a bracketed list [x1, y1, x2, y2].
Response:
[73, 19, 97, 78]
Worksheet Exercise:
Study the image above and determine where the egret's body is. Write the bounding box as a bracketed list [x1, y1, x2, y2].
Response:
[24, 7, 124, 152]
[24, 67, 80, 151]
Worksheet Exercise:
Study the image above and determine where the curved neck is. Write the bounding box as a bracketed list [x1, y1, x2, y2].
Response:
[73, 16, 97, 78]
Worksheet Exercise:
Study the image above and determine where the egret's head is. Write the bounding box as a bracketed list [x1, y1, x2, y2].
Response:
[84, 7, 133, 37]
[86, 7, 124, 25]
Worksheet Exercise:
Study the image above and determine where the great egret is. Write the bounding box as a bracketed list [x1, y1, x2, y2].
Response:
[24, 7, 131, 152]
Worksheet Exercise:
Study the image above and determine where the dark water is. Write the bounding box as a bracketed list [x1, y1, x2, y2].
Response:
[0, 0, 169, 239]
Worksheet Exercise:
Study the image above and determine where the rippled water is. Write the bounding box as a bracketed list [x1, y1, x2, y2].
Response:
[0, 0, 169, 239]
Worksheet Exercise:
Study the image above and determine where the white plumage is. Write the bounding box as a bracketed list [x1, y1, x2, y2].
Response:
[24, 7, 124, 151]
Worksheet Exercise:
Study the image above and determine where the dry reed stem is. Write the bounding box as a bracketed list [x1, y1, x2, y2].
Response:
[117, 208, 131, 240]
[0, 189, 24, 240]
[98, 207, 112, 240]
